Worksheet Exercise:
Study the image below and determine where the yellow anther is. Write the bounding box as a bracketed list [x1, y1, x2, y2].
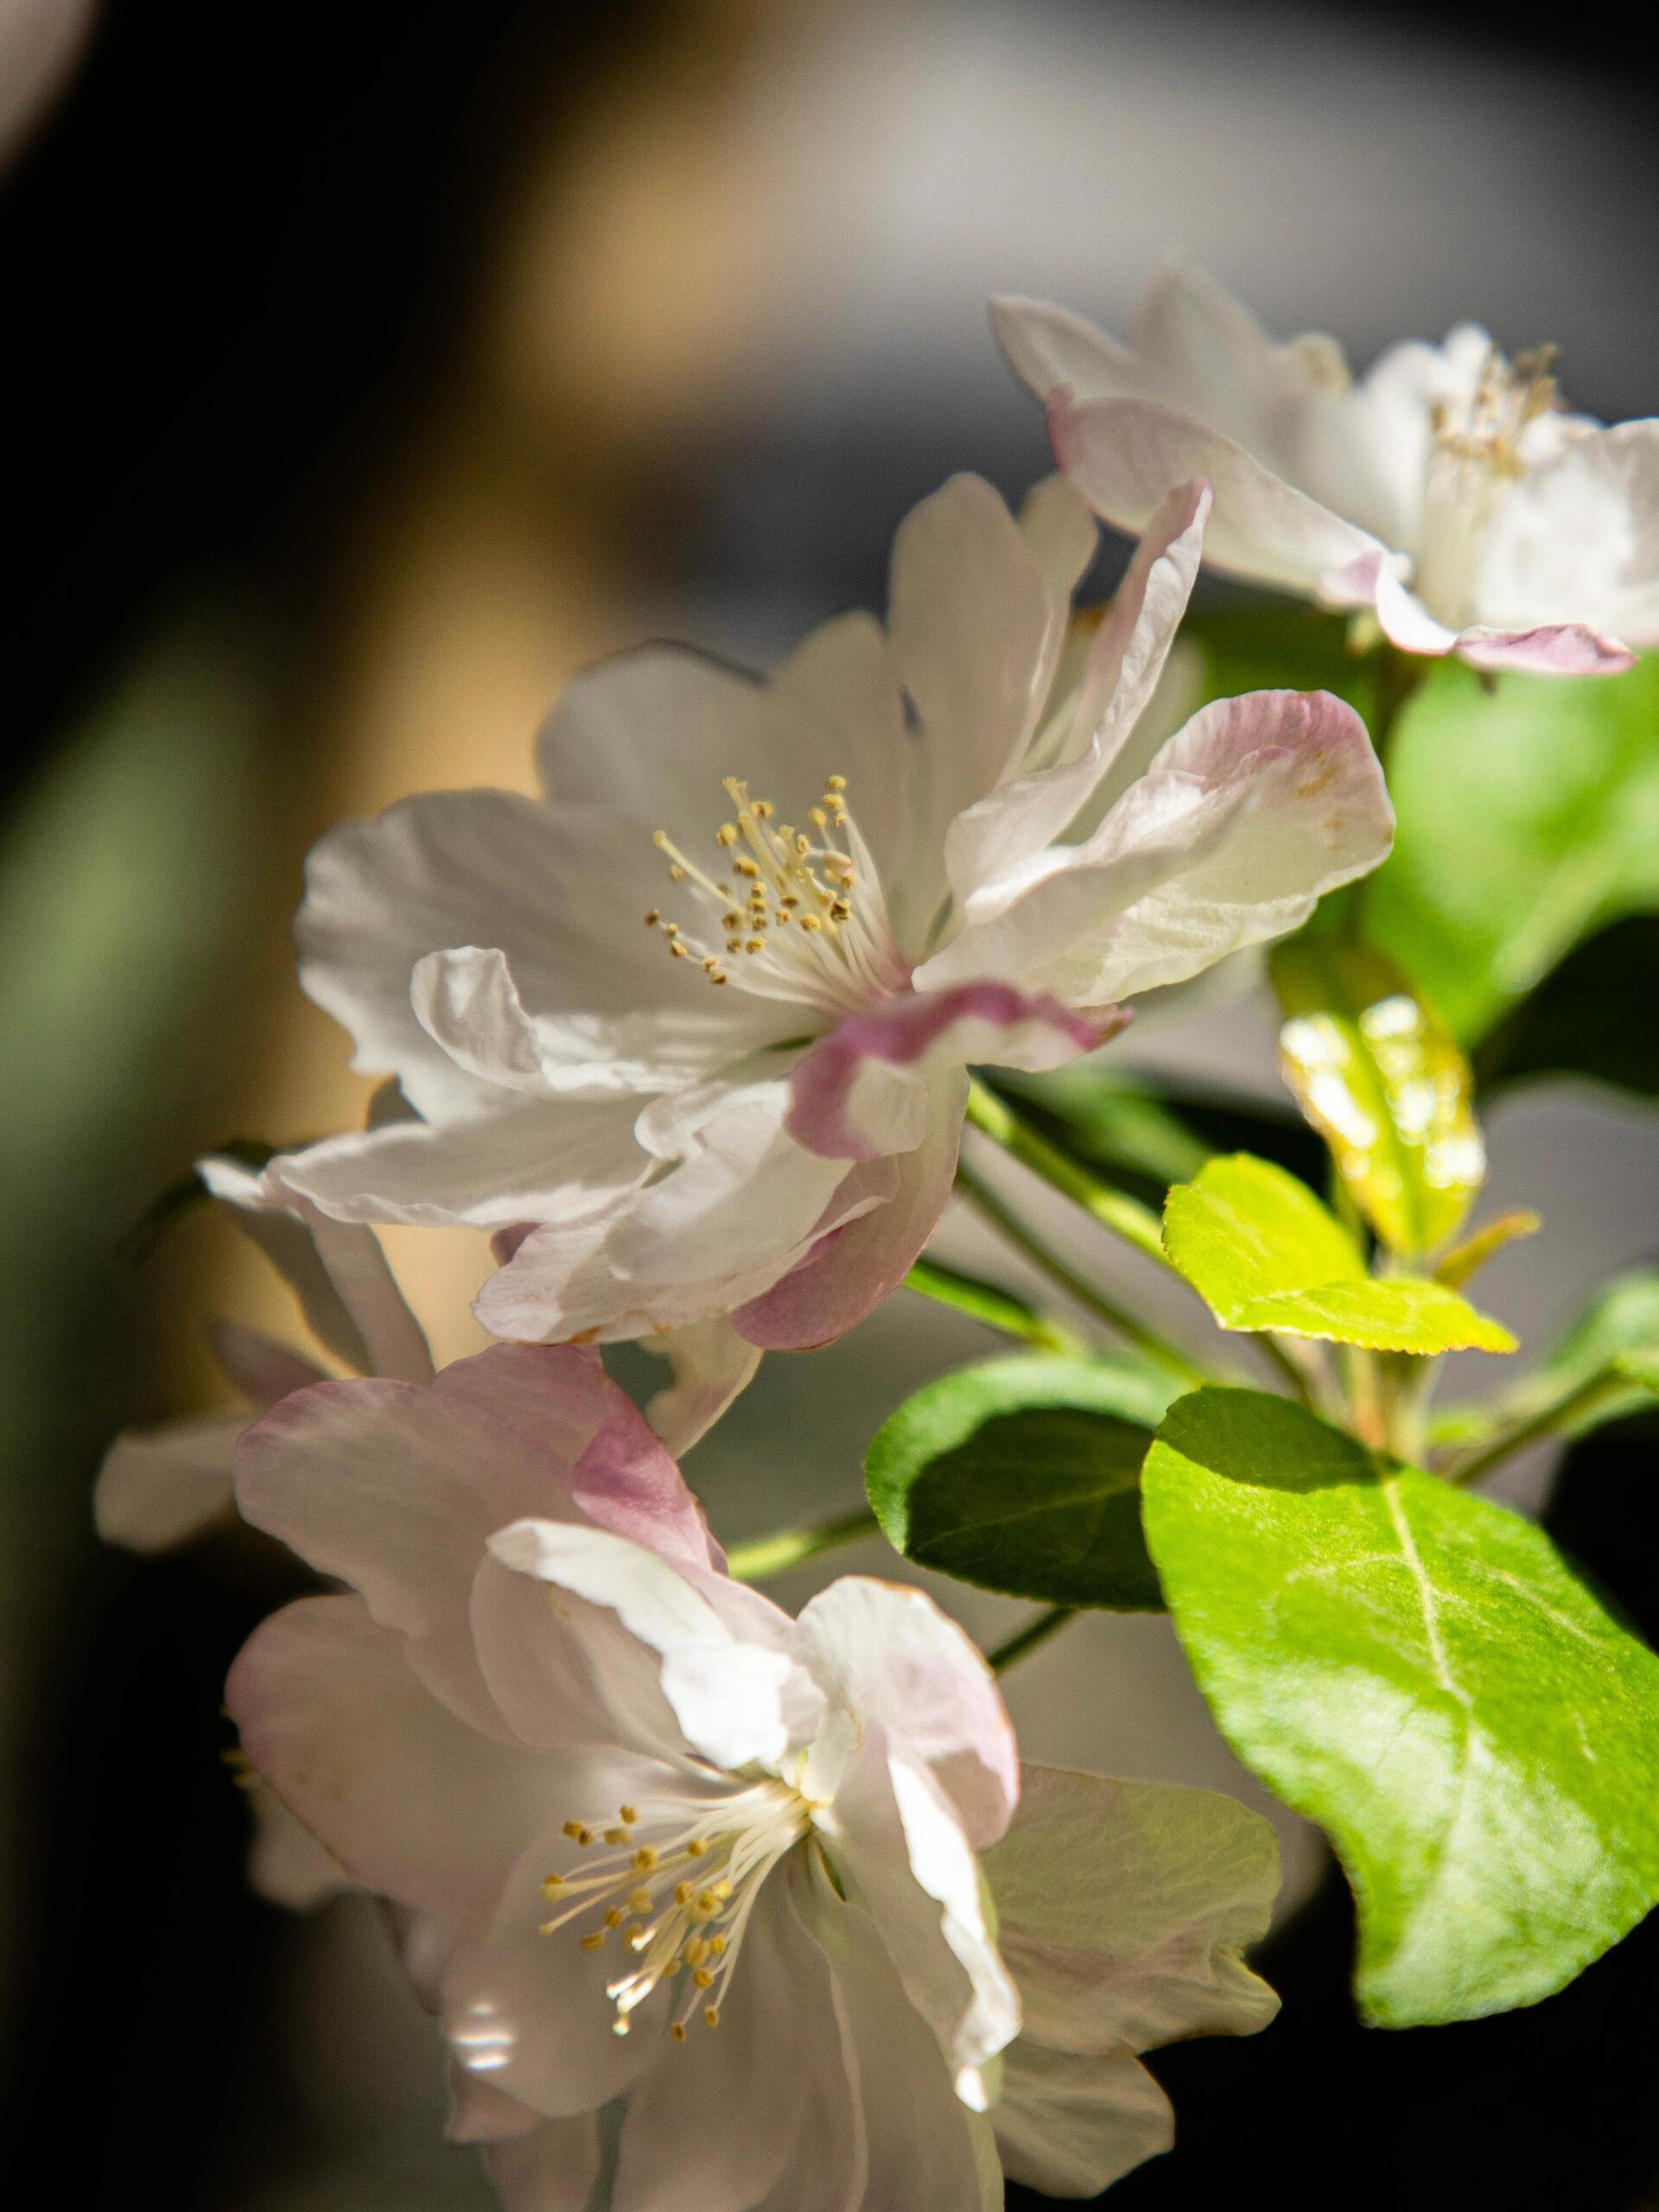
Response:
[704, 2005, 721, 2028]
[669, 941, 689, 958]
[581, 1932, 607, 1952]
[618, 1806, 638, 1826]
[707, 1935, 727, 1957]
[696, 1890, 722, 1915]
[603, 1827, 630, 1845]
[798, 914, 823, 933]
[684, 1839, 708, 1858]
[644, 909, 660, 927]
[700, 955, 721, 973]
[744, 938, 766, 955]
[752, 798, 774, 818]
[716, 823, 739, 846]
[628, 1888, 653, 1915]
[830, 900, 851, 921]
[734, 857, 760, 878]
[667, 865, 684, 881]
[541, 1873, 565, 1897]
[710, 971, 728, 985]
[694, 1967, 715, 1989]
[825, 774, 847, 791]
[563, 1821, 593, 1845]
[795, 833, 810, 856]
[722, 912, 741, 930]
[604, 1908, 625, 1929]
[675, 1882, 696, 1907]
[714, 1880, 734, 1900]
[810, 807, 827, 828]
[632, 1847, 658, 1872]
[779, 894, 799, 908]
[671, 2023, 688, 2044]
[683, 1936, 707, 1966]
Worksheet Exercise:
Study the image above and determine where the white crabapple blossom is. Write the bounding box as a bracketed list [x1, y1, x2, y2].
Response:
[225, 1345, 1283, 2210]
[270, 470, 1392, 1377]
[995, 266, 1659, 675]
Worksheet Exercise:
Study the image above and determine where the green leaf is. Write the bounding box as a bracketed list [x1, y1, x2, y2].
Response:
[865, 1356, 1177, 1610]
[1479, 912, 1659, 1100]
[1501, 1269, 1659, 1438]
[1363, 654, 1659, 1044]
[1162, 1154, 1516, 1354]
[1142, 1386, 1659, 2025]
[1271, 938, 1484, 1259]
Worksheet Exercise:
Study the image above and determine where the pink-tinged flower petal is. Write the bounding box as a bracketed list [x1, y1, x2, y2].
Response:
[993, 2043, 1173, 2197]
[984, 1764, 1281, 2058]
[272, 1094, 648, 1232]
[236, 1344, 712, 1735]
[826, 1735, 1021, 2091]
[790, 1577, 1019, 1847]
[639, 1316, 764, 1459]
[94, 1412, 247, 1554]
[972, 689, 1390, 1010]
[943, 480, 1211, 903]
[483, 2114, 602, 2211]
[735, 1067, 969, 1351]
[993, 293, 1150, 407]
[888, 474, 1068, 922]
[448, 2066, 542, 2145]
[1455, 624, 1636, 676]
[245, 1777, 352, 1910]
[201, 1156, 435, 1383]
[796, 1857, 1002, 2210]
[1320, 550, 1458, 657]
[785, 984, 1108, 1165]
[609, 1869, 861, 2212]
[1050, 391, 1382, 595]
[486, 1520, 817, 1771]
[226, 1595, 558, 1922]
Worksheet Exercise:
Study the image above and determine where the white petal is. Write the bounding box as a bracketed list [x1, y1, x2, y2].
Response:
[983, 1763, 1281, 2056]
[483, 2114, 603, 2211]
[1052, 392, 1382, 596]
[790, 1576, 1019, 1847]
[1017, 472, 1098, 601]
[993, 293, 1153, 406]
[201, 1155, 434, 1382]
[487, 1519, 813, 1770]
[1478, 418, 1659, 640]
[94, 1412, 245, 1554]
[245, 1777, 352, 1910]
[941, 480, 1209, 902]
[412, 945, 556, 1094]
[889, 475, 1067, 921]
[272, 1094, 648, 1230]
[640, 1317, 763, 1458]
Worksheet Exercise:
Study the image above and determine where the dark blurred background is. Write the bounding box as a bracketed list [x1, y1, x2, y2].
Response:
[3, 3, 1656, 2205]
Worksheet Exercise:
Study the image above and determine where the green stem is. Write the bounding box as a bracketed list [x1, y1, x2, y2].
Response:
[903, 1255, 1090, 1358]
[954, 1160, 1207, 1385]
[963, 1077, 1169, 1268]
[988, 1605, 1077, 1675]
[1444, 1369, 1630, 1488]
[725, 1508, 880, 1583]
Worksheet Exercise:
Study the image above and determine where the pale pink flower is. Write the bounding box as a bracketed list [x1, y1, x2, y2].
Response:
[270, 473, 1390, 1360]
[997, 266, 1659, 675]
[226, 1351, 1281, 2208]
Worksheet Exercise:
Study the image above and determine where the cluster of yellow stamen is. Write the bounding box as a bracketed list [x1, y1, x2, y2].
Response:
[643, 774, 867, 999]
[536, 1781, 811, 2045]
[1429, 343, 1560, 477]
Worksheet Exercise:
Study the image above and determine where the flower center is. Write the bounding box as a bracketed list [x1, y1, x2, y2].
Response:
[537, 1776, 815, 2043]
[644, 773, 906, 1018]
[1415, 343, 1559, 626]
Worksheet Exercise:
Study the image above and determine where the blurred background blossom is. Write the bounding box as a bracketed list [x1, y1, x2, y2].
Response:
[3, 3, 1656, 2206]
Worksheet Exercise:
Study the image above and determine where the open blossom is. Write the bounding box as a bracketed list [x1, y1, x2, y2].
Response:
[270, 471, 1391, 1363]
[996, 267, 1659, 675]
[226, 1348, 1281, 2209]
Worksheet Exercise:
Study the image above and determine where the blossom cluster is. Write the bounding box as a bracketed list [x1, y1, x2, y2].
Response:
[99, 268, 1659, 2207]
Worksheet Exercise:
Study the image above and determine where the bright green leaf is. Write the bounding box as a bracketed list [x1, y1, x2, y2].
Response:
[1271, 938, 1484, 1259]
[1142, 1387, 1659, 2025]
[1162, 1154, 1516, 1354]
[865, 1356, 1177, 1610]
[1364, 654, 1659, 1044]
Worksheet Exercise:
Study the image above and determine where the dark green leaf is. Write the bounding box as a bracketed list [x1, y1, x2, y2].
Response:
[1143, 1386, 1659, 2025]
[1479, 913, 1659, 1100]
[865, 1356, 1177, 1610]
